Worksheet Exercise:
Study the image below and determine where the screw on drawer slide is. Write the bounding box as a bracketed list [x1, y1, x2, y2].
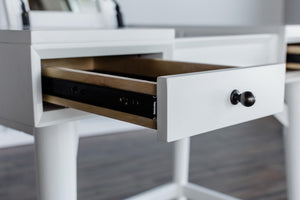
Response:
[42, 76, 157, 119]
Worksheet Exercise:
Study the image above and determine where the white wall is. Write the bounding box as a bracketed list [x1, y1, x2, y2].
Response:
[285, 0, 300, 24]
[119, 0, 284, 26]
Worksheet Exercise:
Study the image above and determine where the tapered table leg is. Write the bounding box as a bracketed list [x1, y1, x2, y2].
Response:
[285, 82, 300, 200]
[34, 122, 78, 200]
[174, 138, 190, 200]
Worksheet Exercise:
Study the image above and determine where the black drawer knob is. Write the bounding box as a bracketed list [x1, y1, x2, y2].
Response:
[230, 90, 255, 107]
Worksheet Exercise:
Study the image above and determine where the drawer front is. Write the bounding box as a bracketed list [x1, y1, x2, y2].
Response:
[157, 64, 285, 142]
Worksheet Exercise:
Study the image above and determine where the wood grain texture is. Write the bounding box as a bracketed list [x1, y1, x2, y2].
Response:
[287, 63, 300, 70]
[41, 57, 230, 96]
[42, 57, 95, 70]
[94, 56, 232, 78]
[42, 66, 157, 95]
[0, 117, 286, 200]
[43, 95, 157, 129]
[42, 56, 231, 80]
[287, 45, 300, 55]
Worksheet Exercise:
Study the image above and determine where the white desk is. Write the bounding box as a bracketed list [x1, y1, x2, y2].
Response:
[0, 28, 285, 200]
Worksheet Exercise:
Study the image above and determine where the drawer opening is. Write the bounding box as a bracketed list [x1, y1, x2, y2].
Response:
[287, 44, 300, 70]
[41, 55, 231, 129]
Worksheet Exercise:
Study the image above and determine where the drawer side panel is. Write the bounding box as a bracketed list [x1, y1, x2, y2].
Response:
[0, 43, 35, 129]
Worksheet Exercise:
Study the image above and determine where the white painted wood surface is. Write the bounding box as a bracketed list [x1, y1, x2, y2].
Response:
[0, 43, 35, 133]
[155, 33, 285, 142]
[280, 25, 300, 200]
[0, 116, 146, 149]
[285, 82, 300, 200]
[0, 28, 285, 143]
[0, 28, 175, 44]
[183, 183, 241, 200]
[174, 34, 281, 66]
[158, 64, 285, 142]
[126, 183, 178, 200]
[34, 122, 78, 200]
[173, 138, 190, 200]
[0, 28, 174, 134]
[286, 25, 300, 44]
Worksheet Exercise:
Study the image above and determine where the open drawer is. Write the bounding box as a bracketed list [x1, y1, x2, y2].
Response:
[42, 56, 285, 142]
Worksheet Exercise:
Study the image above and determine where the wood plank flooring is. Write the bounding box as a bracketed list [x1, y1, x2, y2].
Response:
[0, 116, 286, 200]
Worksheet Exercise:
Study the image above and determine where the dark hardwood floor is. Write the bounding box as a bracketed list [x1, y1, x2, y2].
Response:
[0, 116, 286, 200]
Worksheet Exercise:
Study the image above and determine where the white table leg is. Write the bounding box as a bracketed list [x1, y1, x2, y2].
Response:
[174, 138, 190, 200]
[34, 122, 78, 200]
[285, 82, 300, 200]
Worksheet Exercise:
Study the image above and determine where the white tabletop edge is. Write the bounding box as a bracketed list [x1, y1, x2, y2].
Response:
[0, 28, 175, 45]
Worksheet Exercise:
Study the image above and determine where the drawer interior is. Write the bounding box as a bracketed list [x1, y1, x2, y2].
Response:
[41, 55, 232, 129]
[287, 44, 300, 70]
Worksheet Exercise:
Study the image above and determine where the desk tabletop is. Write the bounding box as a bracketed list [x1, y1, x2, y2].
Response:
[0, 28, 175, 45]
